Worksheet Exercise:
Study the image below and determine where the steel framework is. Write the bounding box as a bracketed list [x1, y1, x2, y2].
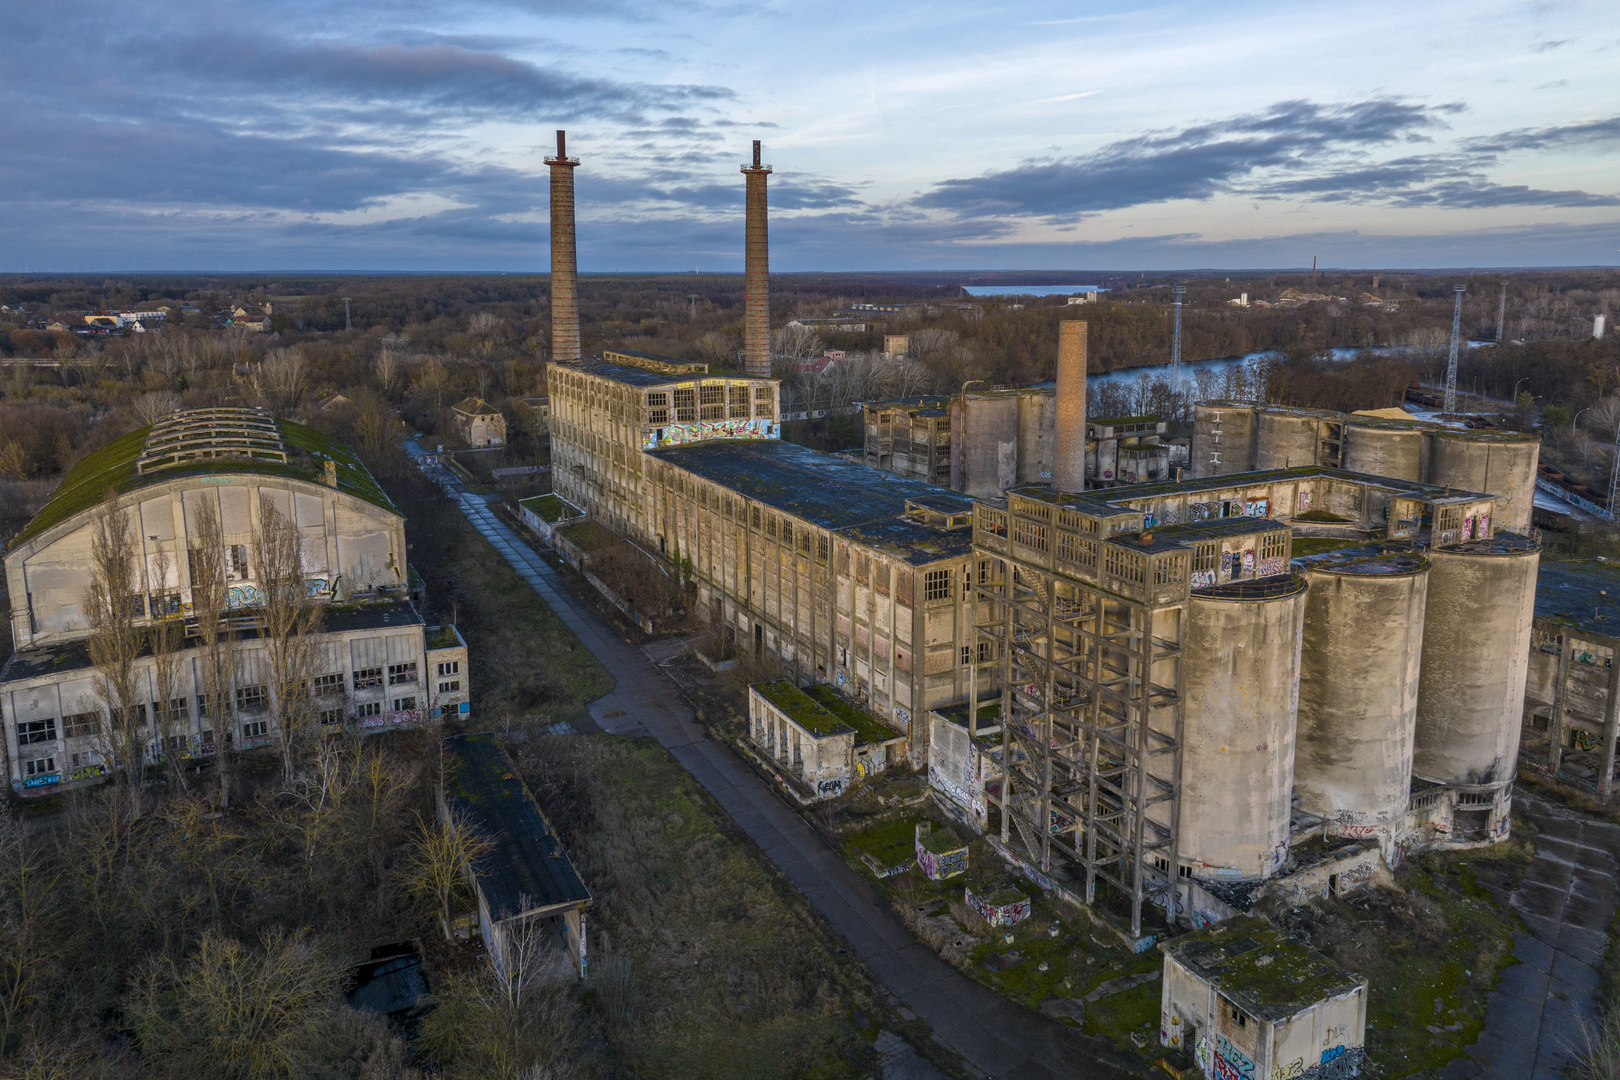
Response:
[1444, 284, 1465, 415]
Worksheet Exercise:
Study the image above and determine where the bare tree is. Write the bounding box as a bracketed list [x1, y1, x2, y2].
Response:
[85, 497, 147, 806]
[771, 324, 821, 362]
[188, 498, 238, 808]
[407, 804, 489, 941]
[260, 348, 307, 413]
[0, 817, 59, 1056]
[374, 346, 401, 395]
[254, 495, 322, 786]
[148, 549, 190, 792]
[132, 391, 184, 427]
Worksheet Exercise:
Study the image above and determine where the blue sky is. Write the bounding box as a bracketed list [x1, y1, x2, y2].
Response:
[2, 0, 1617, 271]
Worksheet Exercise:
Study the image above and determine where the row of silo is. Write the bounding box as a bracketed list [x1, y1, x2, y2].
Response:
[1173, 535, 1539, 882]
[1189, 403, 1540, 533]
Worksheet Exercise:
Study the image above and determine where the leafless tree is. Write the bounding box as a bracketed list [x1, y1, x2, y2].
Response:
[132, 391, 184, 427]
[85, 497, 147, 807]
[148, 550, 190, 792]
[0, 817, 58, 1056]
[374, 346, 401, 395]
[907, 327, 959, 364]
[254, 495, 322, 786]
[407, 804, 489, 941]
[771, 324, 821, 362]
[188, 498, 238, 808]
[260, 348, 307, 413]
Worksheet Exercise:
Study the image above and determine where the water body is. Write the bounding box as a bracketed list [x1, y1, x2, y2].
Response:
[1086, 346, 1412, 390]
[962, 285, 1106, 298]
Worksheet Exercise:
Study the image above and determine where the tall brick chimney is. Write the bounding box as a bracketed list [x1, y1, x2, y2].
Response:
[546, 130, 581, 363]
[741, 140, 772, 377]
[1054, 321, 1088, 493]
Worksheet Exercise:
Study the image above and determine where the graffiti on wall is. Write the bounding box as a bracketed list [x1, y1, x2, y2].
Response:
[1258, 556, 1286, 577]
[1192, 570, 1217, 589]
[1214, 1035, 1256, 1080]
[817, 776, 848, 797]
[1302, 1046, 1366, 1080]
[643, 417, 778, 450]
[966, 887, 1030, 927]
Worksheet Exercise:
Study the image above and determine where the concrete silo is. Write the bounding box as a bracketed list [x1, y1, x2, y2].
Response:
[1191, 403, 1258, 478]
[1413, 534, 1541, 804]
[1255, 408, 1325, 471]
[1294, 548, 1431, 833]
[1427, 430, 1540, 534]
[1180, 576, 1308, 879]
[1342, 420, 1427, 482]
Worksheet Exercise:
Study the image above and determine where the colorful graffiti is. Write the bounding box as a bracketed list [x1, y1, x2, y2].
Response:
[1192, 569, 1217, 589]
[225, 583, 264, 610]
[965, 886, 1031, 927]
[1213, 1035, 1256, 1080]
[1304, 1046, 1365, 1079]
[22, 772, 61, 789]
[1272, 1059, 1305, 1080]
[643, 417, 778, 450]
[1258, 556, 1286, 577]
[817, 777, 848, 797]
[1244, 499, 1270, 518]
[1242, 548, 1256, 574]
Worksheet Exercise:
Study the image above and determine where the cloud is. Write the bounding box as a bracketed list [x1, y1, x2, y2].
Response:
[914, 99, 1620, 220]
[914, 99, 1462, 218]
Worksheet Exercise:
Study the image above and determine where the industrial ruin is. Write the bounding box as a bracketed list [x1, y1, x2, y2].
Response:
[534, 134, 1566, 1073]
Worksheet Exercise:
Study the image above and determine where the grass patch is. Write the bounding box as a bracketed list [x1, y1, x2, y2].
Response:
[555, 518, 620, 553]
[1291, 536, 1358, 556]
[1081, 980, 1161, 1043]
[1265, 840, 1531, 1075]
[516, 734, 881, 1079]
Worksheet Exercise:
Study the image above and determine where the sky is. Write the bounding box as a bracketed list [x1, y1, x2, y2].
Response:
[2, 0, 1618, 272]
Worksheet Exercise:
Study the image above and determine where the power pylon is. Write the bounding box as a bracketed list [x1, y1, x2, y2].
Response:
[1444, 285, 1464, 415]
[1496, 281, 1508, 343]
[1171, 285, 1186, 377]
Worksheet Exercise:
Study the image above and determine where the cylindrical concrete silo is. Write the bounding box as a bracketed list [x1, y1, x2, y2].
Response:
[1192, 402, 1258, 477]
[1179, 577, 1307, 879]
[1294, 548, 1430, 832]
[1255, 408, 1322, 471]
[1427, 430, 1540, 534]
[1413, 534, 1541, 793]
[1343, 421, 1426, 482]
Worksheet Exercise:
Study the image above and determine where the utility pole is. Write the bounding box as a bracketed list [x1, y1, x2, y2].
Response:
[1497, 282, 1508, 343]
[1171, 285, 1186, 377]
[1311, 256, 1317, 286]
[1444, 284, 1465, 415]
[1610, 420, 1620, 523]
[343, 297, 352, 332]
[687, 294, 701, 321]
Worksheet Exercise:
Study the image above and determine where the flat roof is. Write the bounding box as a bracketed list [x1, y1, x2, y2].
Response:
[651, 439, 976, 565]
[1160, 915, 1364, 1022]
[441, 733, 591, 921]
[1009, 464, 1494, 511]
[1535, 559, 1620, 641]
[568, 356, 759, 390]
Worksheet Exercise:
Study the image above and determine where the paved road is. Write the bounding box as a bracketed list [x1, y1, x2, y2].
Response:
[1446, 794, 1618, 1080]
[430, 472, 1140, 1079]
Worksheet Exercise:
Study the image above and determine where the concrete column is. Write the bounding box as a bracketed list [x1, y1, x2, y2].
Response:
[1548, 635, 1574, 775]
[1054, 321, 1088, 493]
[741, 141, 772, 377]
[1601, 647, 1620, 799]
[547, 130, 582, 363]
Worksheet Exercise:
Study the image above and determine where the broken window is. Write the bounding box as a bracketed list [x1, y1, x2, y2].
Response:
[314, 672, 345, 696]
[729, 384, 749, 418]
[924, 569, 952, 602]
[753, 385, 774, 419]
[700, 383, 725, 420]
[646, 392, 669, 425]
[353, 667, 383, 690]
[17, 718, 56, 745]
[673, 387, 697, 422]
[235, 685, 267, 711]
[63, 712, 98, 739]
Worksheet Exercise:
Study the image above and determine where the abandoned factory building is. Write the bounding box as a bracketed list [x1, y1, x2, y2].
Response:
[2, 407, 468, 795]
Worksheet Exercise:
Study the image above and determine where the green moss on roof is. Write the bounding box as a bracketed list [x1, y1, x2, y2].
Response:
[917, 823, 966, 854]
[1160, 915, 1364, 1022]
[520, 493, 581, 524]
[755, 680, 851, 736]
[803, 684, 903, 746]
[14, 417, 394, 547]
[426, 624, 464, 650]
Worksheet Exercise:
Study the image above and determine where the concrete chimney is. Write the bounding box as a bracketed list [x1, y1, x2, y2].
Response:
[1054, 321, 1088, 493]
[741, 140, 772, 377]
[546, 130, 581, 363]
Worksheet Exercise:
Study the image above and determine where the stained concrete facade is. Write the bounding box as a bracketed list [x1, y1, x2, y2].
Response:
[1191, 402, 1539, 533]
[1, 408, 466, 795]
[452, 398, 506, 448]
[1520, 559, 1620, 797]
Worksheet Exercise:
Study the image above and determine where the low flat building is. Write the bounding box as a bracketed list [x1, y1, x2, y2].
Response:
[439, 733, 590, 979]
[749, 680, 906, 798]
[1160, 916, 1367, 1080]
[1087, 416, 1170, 485]
[452, 398, 507, 448]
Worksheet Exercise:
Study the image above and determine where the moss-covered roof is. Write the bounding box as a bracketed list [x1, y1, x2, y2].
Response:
[425, 624, 465, 650]
[1160, 915, 1364, 1022]
[13, 417, 395, 547]
[803, 684, 904, 746]
[519, 493, 583, 524]
[916, 823, 967, 854]
[754, 681, 851, 737]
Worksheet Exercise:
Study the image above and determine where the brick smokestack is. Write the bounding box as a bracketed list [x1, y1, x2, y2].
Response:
[1054, 321, 1088, 493]
[741, 140, 772, 377]
[546, 130, 581, 362]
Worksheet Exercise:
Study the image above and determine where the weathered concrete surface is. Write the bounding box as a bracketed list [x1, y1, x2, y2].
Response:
[1428, 430, 1540, 535]
[1435, 793, 1617, 1080]
[1342, 422, 1425, 482]
[416, 449, 1144, 1080]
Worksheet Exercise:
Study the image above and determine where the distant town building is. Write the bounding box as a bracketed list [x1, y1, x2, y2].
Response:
[883, 335, 909, 361]
[786, 316, 868, 333]
[451, 398, 506, 448]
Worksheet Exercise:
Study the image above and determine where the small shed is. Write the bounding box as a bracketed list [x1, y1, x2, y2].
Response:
[965, 884, 1029, 927]
[1159, 915, 1367, 1080]
[518, 493, 586, 546]
[452, 397, 507, 448]
[439, 733, 591, 979]
[749, 681, 905, 799]
[915, 822, 968, 880]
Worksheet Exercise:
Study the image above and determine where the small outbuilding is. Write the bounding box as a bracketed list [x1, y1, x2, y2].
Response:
[749, 681, 905, 799]
[439, 733, 591, 979]
[452, 397, 507, 448]
[1159, 915, 1367, 1080]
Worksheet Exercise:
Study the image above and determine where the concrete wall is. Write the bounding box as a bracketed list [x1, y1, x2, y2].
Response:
[1179, 584, 1306, 880]
[1191, 403, 1259, 477]
[1295, 555, 1430, 833]
[1016, 392, 1056, 485]
[1414, 538, 1540, 792]
[1255, 410, 1322, 470]
[951, 395, 1020, 498]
